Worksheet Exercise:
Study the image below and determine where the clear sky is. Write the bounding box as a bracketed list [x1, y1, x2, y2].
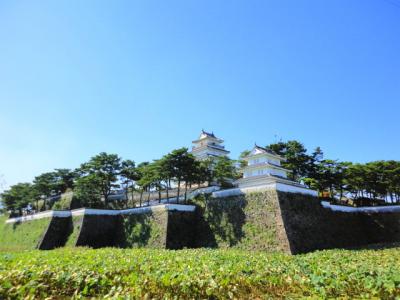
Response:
[0, 0, 399, 190]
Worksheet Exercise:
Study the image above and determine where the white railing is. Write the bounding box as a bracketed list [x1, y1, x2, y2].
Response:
[321, 201, 400, 213]
[212, 182, 317, 198]
[5, 210, 71, 224]
[5, 204, 196, 223]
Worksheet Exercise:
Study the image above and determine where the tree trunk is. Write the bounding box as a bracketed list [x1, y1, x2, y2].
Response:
[147, 188, 151, 206]
[176, 179, 181, 203]
[132, 185, 136, 206]
[166, 179, 169, 204]
[157, 182, 162, 203]
[184, 181, 188, 203]
[125, 185, 129, 208]
[139, 190, 143, 207]
[104, 193, 109, 209]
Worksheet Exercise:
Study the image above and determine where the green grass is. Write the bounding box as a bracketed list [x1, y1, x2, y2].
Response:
[0, 215, 51, 251]
[0, 247, 399, 299]
[64, 216, 84, 247]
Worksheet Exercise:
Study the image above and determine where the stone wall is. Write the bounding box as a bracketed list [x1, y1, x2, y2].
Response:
[38, 217, 72, 250]
[2, 192, 399, 253]
[166, 211, 198, 249]
[190, 191, 400, 254]
[361, 213, 400, 244]
[75, 215, 121, 248]
[277, 191, 400, 253]
[118, 209, 197, 249]
[191, 191, 288, 252]
[118, 210, 169, 248]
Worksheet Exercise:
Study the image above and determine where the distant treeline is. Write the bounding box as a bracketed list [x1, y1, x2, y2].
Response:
[1, 140, 400, 216]
[263, 141, 400, 203]
[0, 148, 237, 216]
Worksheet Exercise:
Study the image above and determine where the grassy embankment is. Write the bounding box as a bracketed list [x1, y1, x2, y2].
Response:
[64, 216, 83, 247]
[0, 215, 51, 251]
[0, 247, 399, 299]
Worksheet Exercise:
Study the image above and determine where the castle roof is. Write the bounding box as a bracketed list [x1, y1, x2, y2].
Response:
[254, 144, 279, 156]
[201, 129, 216, 138]
[243, 144, 285, 161]
[192, 129, 224, 144]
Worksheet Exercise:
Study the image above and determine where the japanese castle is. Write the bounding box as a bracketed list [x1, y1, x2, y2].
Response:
[236, 144, 292, 188]
[191, 130, 316, 195]
[191, 130, 230, 160]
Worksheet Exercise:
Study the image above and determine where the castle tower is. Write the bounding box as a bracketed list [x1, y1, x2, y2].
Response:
[236, 144, 293, 188]
[191, 130, 230, 160]
[241, 144, 289, 179]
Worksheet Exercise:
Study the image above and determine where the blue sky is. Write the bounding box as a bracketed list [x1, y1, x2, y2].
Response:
[0, 0, 399, 189]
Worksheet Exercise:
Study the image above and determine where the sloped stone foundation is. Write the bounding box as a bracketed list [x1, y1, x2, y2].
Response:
[191, 191, 400, 254]
[2, 192, 399, 253]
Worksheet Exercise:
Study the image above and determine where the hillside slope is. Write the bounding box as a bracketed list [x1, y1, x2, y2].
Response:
[0, 215, 51, 251]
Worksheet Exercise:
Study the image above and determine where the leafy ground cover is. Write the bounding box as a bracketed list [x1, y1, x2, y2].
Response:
[0, 247, 399, 299]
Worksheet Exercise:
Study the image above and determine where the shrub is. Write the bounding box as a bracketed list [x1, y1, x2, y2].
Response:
[0, 247, 399, 299]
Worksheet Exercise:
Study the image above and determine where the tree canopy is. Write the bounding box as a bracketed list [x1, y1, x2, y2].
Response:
[2, 139, 400, 216]
[265, 140, 400, 203]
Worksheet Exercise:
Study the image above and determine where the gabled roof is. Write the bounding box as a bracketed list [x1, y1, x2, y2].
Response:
[253, 144, 278, 156]
[201, 129, 216, 138]
[245, 144, 285, 160]
[193, 130, 224, 143]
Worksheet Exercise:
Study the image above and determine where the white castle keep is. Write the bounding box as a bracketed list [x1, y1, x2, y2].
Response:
[190, 130, 316, 195]
[191, 130, 230, 160]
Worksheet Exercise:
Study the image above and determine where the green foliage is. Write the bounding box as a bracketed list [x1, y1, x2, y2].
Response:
[345, 161, 400, 202]
[166, 148, 197, 202]
[267, 140, 312, 181]
[33, 169, 76, 196]
[238, 149, 251, 168]
[73, 174, 103, 208]
[136, 148, 208, 205]
[0, 183, 36, 216]
[0, 247, 399, 299]
[265, 140, 400, 202]
[0, 215, 50, 251]
[78, 152, 122, 206]
[213, 156, 238, 187]
[119, 160, 138, 208]
[52, 190, 74, 210]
